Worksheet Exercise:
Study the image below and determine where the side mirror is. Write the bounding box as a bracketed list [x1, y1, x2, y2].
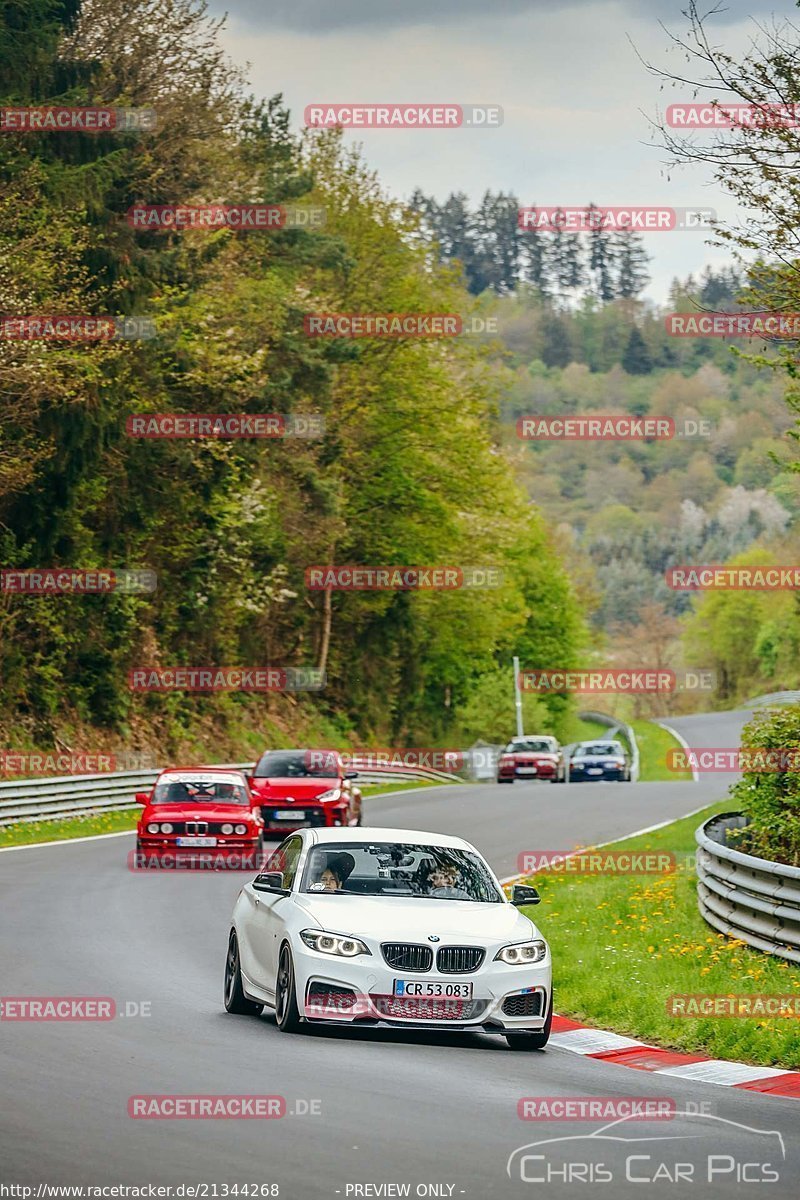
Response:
[511, 884, 540, 907]
[344, 770, 358, 780]
[252, 871, 290, 895]
[135, 792, 150, 805]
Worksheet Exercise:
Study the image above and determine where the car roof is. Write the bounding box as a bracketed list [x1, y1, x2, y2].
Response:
[158, 766, 249, 780]
[306, 826, 475, 852]
[256, 747, 340, 755]
[576, 740, 621, 748]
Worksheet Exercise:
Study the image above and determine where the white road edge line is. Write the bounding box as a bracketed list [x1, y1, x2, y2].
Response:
[653, 719, 701, 783]
[499, 800, 721, 886]
[0, 829, 136, 853]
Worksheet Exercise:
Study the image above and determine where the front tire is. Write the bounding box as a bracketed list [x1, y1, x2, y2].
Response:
[505, 992, 553, 1051]
[275, 944, 302, 1032]
[497, 777, 513, 785]
[224, 930, 263, 1016]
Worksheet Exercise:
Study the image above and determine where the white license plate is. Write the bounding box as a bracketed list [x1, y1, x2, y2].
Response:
[275, 810, 304, 820]
[587, 768, 603, 775]
[176, 836, 217, 847]
[394, 979, 473, 999]
[517, 767, 538, 774]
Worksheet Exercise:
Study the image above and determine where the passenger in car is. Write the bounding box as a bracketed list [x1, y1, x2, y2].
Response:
[318, 852, 356, 891]
[427, 865, 470, 900]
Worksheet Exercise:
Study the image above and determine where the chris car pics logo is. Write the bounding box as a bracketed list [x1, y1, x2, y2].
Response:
[507, 1113, 785, 1185]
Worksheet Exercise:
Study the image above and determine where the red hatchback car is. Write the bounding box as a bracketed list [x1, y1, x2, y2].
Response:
[135, 768, 264, 867]
[248, 748, 362, 836]
[497, 736, 561, 783]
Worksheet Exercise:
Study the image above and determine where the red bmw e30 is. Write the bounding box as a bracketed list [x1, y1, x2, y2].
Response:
[135, 767, 264, 867]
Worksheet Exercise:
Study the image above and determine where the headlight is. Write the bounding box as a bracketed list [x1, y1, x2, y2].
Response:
[494, 940, 548, 965]
[234, 824, 247, 835]
[221, 823, 234, 835]
[160, 823, 173, 834]
[147, 823, 159, 834]
[316, 788, 341, 802]
[299, 929, 370, 957]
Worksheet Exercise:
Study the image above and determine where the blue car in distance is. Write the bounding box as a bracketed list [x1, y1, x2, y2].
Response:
[557, 740, 631, 783]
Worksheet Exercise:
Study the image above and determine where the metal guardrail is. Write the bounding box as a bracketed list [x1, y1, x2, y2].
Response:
[0, 759, 457, 827]
[742, 691, 800, 708]
[577, 710, 640, 783]
[695, 811, 800, 965]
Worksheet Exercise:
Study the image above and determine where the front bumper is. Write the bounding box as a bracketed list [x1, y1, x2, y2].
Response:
[569, 767, 625, 782]
[258, 804, 353, 834]
[498, 763, 557, 780]
[293, 942, 551, 1031]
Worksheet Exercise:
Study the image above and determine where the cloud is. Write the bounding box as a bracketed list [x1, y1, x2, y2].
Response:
[216, 0, 784, 35]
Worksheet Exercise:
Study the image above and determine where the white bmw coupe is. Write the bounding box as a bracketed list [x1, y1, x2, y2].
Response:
[224, 826, 552, 1050]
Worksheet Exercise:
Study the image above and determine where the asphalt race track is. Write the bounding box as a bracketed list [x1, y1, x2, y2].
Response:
[3, 706, 800, 1199]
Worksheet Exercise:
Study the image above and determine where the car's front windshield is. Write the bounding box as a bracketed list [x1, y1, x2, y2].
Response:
[507, 740, 554, 753]
[254, 750, 337, 779]
[300, 842, 503, 902]
[153, 775, 249, 805]
[576, 743, 620, 758]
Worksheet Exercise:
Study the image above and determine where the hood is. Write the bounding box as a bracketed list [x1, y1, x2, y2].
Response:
[292, 894, 540, 944]
[250, 776, 339, 800]
[144, 803, 258, 822]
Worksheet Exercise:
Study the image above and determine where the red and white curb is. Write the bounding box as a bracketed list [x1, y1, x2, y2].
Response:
[551, 1015, 800, 1099]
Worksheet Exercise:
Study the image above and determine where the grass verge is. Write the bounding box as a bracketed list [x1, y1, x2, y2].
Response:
[631, 719, 692, 782]
[524, 799, 800, 1068]
[0, 779, 444, 849]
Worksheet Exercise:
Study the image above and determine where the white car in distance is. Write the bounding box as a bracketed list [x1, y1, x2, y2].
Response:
[224, 826, 552, 1050]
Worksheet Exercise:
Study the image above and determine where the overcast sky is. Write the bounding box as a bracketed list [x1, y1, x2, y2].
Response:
[210, 0, 797, 302]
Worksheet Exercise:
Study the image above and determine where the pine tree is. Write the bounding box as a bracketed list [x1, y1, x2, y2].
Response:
[613, 231, 651, 298]
[586, 204, 616, 301]
[621, 326, 654, 374]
